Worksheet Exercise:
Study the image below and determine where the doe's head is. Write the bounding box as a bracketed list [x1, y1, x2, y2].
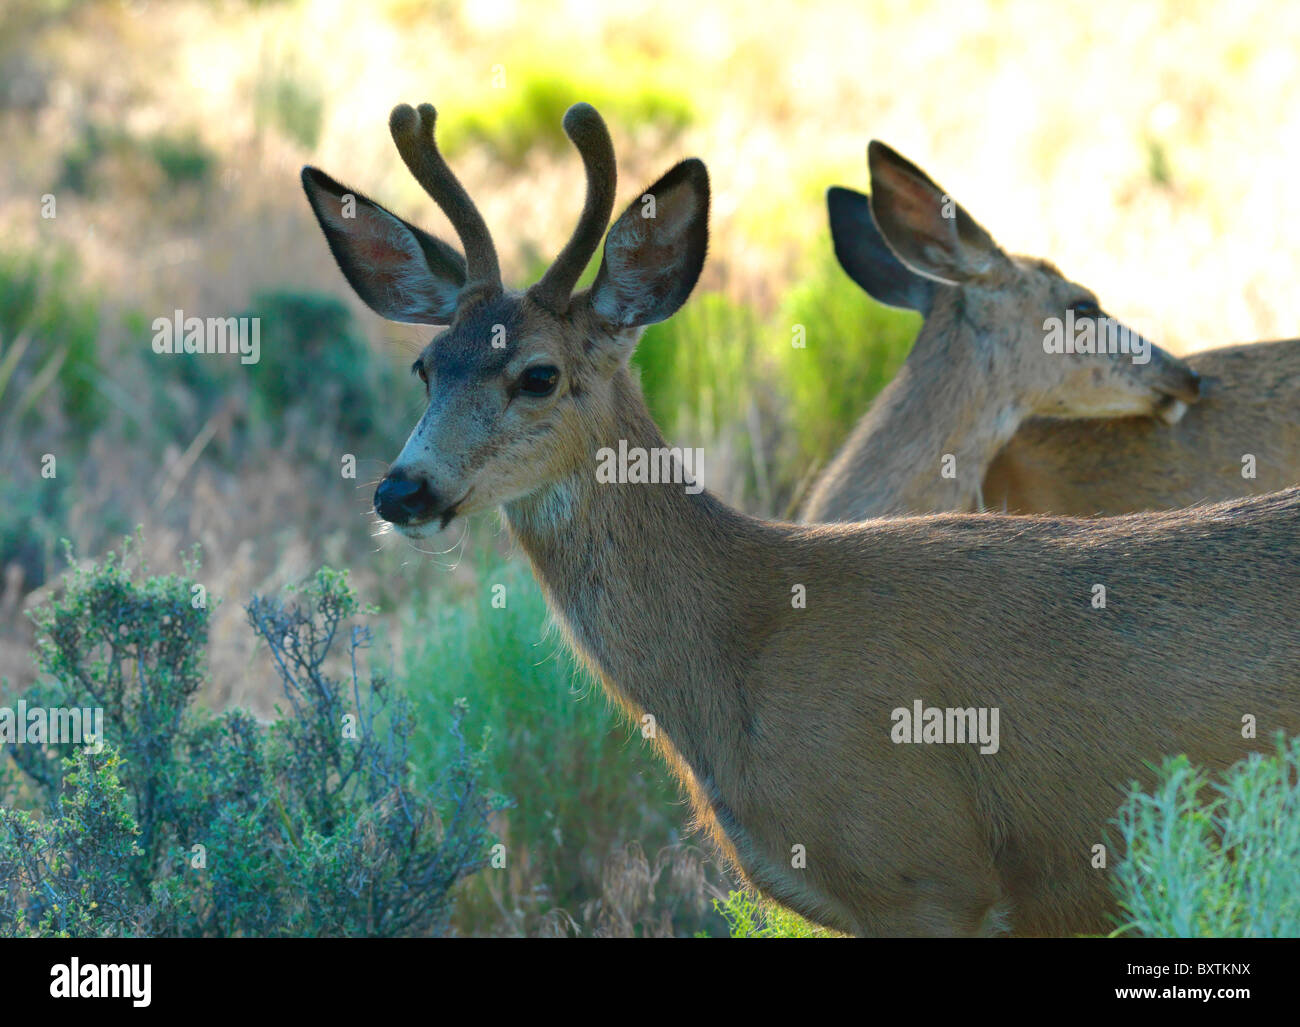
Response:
[827, 141, 1201, 425]
[302, 102, 708, 536]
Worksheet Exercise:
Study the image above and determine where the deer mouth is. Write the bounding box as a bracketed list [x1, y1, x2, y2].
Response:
[388, 489, 472, 538]
[439, 489, 472, 529]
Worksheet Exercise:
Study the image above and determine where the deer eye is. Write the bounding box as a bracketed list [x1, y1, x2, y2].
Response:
[1068, 299, 1100, 319]
[517, 365, 559, 397]
[411, 360, 428, 385]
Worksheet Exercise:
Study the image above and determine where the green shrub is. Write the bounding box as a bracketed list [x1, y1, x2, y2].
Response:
[240, 289, 407, 446]
[0, 536, 504, 936]
[0, 249, 103, 431]
[252, 63, 324, 151]
[58, 123, 215, 194]
[0, 469, 67, 593]
[774, 240, 920, 474]
[144, 130, 214, 187]
[635, 291, 762, 444]
[631, 251, 919, 513]
[442, 71, 693, 167]
[1111, 735, 1300, 937]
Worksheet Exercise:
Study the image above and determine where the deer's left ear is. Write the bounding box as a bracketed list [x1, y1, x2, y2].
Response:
[588, 158, 709, 329]
[828, 186, 937, 315]
[301, 166, 467, 325]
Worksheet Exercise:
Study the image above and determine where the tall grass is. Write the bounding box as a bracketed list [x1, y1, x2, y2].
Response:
[711, 889, 840, 938]
[399, 549, 726, 934]
[774, 239, 921, 478]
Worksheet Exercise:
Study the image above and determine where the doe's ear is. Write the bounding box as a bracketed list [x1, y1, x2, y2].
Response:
[301, 166, 467, 325]
[866, 141, 1008, 286]
[588, 158, 709, 328]
[827, 186, 937, 315]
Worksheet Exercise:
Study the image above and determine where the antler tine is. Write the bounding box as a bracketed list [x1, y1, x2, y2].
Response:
[389, 102, 501, 297]
[530, 103, 616, 314]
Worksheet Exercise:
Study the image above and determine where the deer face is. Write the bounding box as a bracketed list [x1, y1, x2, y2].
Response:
[828, 143, 1202, 426]
[978, 254, 1200, 423]
[302, 104, 707, 537]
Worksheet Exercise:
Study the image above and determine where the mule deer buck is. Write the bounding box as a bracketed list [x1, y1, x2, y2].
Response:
[302, 101, 1300, 937]
[802, 142, 1300, 521]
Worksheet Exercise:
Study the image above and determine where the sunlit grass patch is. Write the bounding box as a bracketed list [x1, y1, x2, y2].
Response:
[711, 889, 841, 938]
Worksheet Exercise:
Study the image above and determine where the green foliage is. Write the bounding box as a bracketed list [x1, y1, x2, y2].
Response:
[1111, 735, 1300, 938]
[58, 123, 214, 195]
[0, 470, 65, 593]
[631, 245, 919, 511]
[774, 240, 921, 472]
[143, 130, 214, 187]
[1144, 134, 1174, 189]
[711, 889, 837, 938]
[0, 537, 504, 936]
[401, 551, 714, 934]
[0, 749, 145, 937]
[635, 291, 762, 444]
[252, 63, 324, 150]
[20, 538, 207, 858]
[0, 248, 103, 430]
[442, 71, 693, 167]
[240, 289, 407, 445]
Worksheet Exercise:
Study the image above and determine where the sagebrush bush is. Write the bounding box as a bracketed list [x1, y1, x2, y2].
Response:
[1111, 735, 1300, 938]
[0, 536, 505, 937]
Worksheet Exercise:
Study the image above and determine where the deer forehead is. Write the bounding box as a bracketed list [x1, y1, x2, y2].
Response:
[420, 293, 575, 382]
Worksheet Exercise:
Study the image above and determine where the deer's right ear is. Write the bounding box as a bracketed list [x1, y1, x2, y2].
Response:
[588, 158, 709, 329]
[827, 186, 937, 315]
[866, 142, 1008, 287]
[301, 166, 467, 325]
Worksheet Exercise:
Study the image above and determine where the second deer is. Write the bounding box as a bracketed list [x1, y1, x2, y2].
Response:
[802, 142, 1300, 521]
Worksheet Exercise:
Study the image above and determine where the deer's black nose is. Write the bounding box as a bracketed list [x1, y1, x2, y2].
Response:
[375, 470, 437, 524]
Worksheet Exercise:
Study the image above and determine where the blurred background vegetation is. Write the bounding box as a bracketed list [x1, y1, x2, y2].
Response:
[2, 0, 1299, 935]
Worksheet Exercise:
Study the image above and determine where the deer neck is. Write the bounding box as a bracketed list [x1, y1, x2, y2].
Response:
[503, 371, 757, 779]
[832, 291, 1024, 514]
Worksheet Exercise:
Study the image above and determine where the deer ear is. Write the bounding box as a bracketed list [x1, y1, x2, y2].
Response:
[588, 158, 709, 328]
[301, 166, 467, 325]
[866, 142, 1008, 286]
[827, 186, 936, 315]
